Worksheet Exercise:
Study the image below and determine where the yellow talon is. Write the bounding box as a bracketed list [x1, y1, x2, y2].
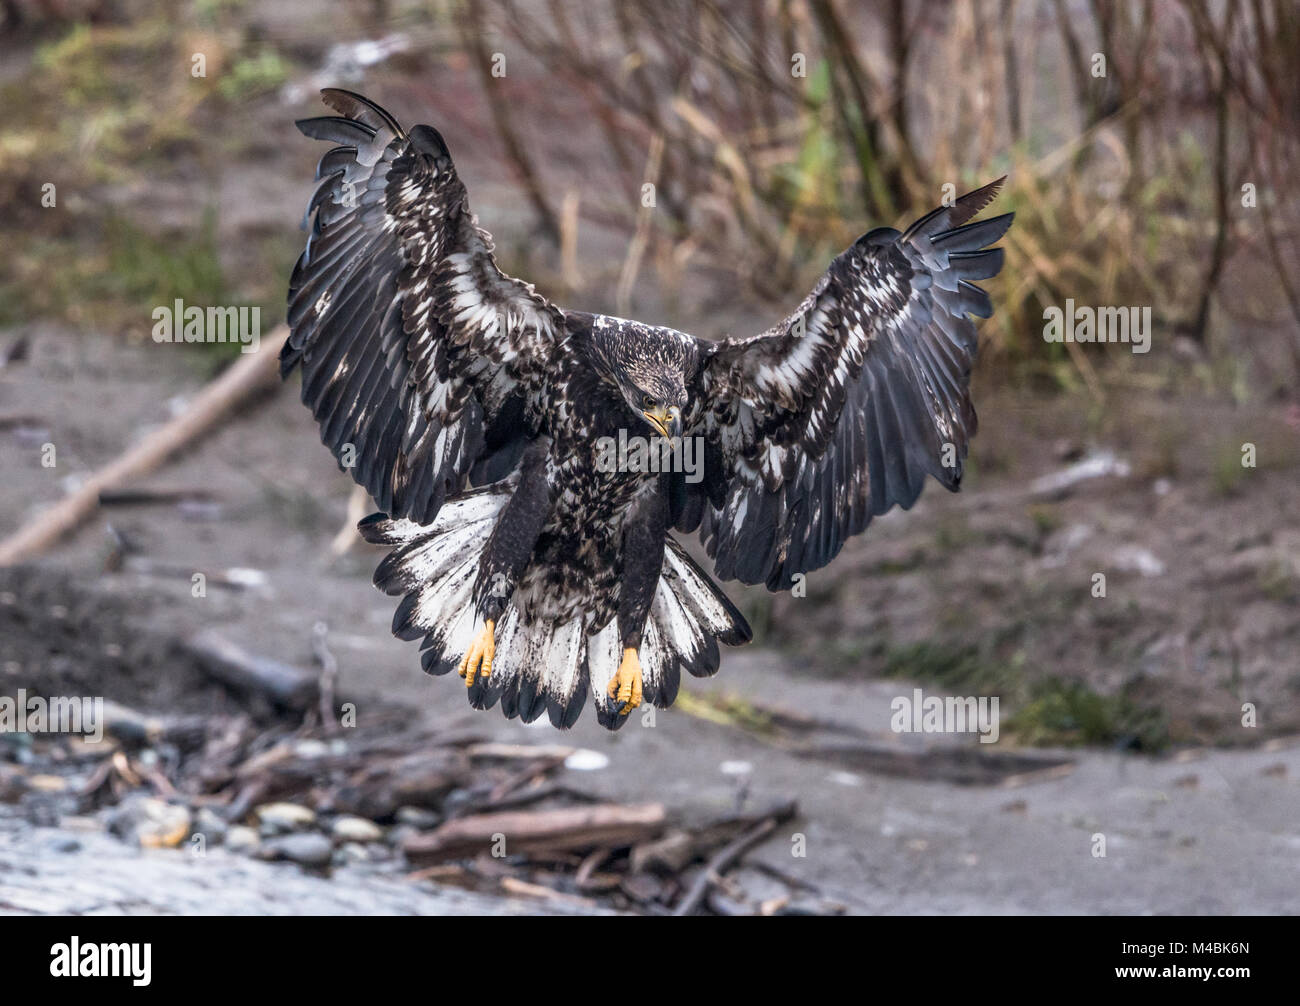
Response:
[607, 647, 643, 715]
[458, 619, 495, 687]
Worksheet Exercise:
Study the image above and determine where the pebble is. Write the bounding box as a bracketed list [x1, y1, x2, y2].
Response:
[44, 835, 82, 854]
[292, 739, 330, 759]
[394, 806, 441, 830]
[260, 832, 334, 868]
[331, 816, 383, 843]
[225, 826, 261, 855]
[337, 842, 371, 863]
[255, 802, 317, 834]
[564, 749, 609, 772]
[106, 796, 192, 849]
[194, 807, 229, 844]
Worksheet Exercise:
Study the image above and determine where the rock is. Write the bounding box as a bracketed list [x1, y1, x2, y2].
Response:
[563, 749, 609, 771]
[255, 802, 316, 834]
[1111, 545, 1166, 577]
[0, 764, 27, 802]
[260, 832, 334, 868]
[292, 739, 330, 759]
[331, 815, 383, 843]
[106, 796, 191, 849]
[44, 835, 82, 854]
[225, 826, 261, 855]
[194, 807, 228, 845]
[394, 806, 441, 830]
[387, 824, 419, 848]
[337, 842, 371, 863]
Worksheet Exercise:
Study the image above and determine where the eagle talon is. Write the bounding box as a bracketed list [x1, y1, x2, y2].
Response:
[608, 647, 643, 715]
[458, 619, 495, 687]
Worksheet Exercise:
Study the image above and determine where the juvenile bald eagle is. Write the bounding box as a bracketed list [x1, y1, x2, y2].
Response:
[284, 90, 1012, 730]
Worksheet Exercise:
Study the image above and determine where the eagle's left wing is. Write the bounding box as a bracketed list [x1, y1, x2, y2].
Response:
[679, 180, 1012, 590]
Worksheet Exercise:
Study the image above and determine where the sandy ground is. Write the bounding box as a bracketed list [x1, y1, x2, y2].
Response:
[2, 327, 1297, 915]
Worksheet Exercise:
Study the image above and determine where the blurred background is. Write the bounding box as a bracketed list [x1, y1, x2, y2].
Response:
[0, 0, 1297, 915]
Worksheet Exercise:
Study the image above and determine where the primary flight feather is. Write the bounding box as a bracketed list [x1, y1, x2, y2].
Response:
[283, 89, 1013, 730]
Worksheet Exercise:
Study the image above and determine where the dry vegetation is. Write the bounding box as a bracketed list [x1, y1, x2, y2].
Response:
[3, 1, 1298, 384]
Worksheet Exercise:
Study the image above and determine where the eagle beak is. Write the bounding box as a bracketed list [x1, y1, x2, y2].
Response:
[643, 406, 681, 440]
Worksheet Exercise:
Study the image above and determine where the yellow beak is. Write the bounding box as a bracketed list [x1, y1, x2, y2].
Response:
[642, 406, 680, 440]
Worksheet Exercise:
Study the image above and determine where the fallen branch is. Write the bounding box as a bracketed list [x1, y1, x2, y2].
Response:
[404, 803, 666, 866]
[179, 629, 319, 712]
[0, 325, 289, 565]
[673, 801, 797, 917]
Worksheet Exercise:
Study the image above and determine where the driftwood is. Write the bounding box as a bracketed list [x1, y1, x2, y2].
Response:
[0, 412, 47, 430]
[97, 487, 219, 507]
[0, 324, 289, 566]
[179, 629, 319, 711]
[673, 800, 797, 916]
[329, 750, 469, 820]
[98, 699, 208, 750]
[404, 803, 667, 866]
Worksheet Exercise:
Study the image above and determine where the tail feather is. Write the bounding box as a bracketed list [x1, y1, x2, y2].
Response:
[591, 538, 752, 730]
[543, 619, 588, 729]
[363, 482, 510, 672]
[466, 603, 521, 710]
[363, 491, 752, 729]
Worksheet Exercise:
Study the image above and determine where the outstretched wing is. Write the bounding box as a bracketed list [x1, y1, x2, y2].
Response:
[679, 179, 1013, 590]
[284, 89, 566, 523]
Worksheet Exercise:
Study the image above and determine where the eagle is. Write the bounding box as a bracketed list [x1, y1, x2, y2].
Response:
[283, 90, 1012, 730]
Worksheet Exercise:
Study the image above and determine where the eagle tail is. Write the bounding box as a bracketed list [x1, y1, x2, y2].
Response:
[360, 492, 751, 731]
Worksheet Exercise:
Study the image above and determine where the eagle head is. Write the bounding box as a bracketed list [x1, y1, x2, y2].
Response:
[589, 317, 690, 440]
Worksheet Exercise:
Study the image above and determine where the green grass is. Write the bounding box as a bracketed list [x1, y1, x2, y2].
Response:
[1006, 678, 1168, 751]
[877, 639, 1170, 751]
[1210, 440, 1253, 496]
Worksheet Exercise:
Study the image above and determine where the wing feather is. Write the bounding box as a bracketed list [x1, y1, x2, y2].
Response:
[284, 90, 567, 522]
[684, 179, 1012, 590]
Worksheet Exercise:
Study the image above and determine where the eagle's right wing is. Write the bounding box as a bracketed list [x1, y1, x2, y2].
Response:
[284, 89, 566, 523]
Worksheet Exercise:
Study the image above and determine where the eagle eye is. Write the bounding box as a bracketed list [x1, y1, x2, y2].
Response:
[642, 393, 658, 410]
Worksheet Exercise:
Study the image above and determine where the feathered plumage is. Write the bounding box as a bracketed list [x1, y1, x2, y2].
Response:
[284, 90, 1012, 730]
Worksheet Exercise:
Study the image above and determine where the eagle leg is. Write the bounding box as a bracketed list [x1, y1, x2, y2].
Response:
[460, 438, 552, 689]
[458, 619, 496, 687]
[608, 647, 643, 714]
[609, 484, 667, 716]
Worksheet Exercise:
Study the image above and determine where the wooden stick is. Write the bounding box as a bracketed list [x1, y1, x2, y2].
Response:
[0, 325, 289, 566]
[673, 801, 796, 917]
[403, 803, 666, 866]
